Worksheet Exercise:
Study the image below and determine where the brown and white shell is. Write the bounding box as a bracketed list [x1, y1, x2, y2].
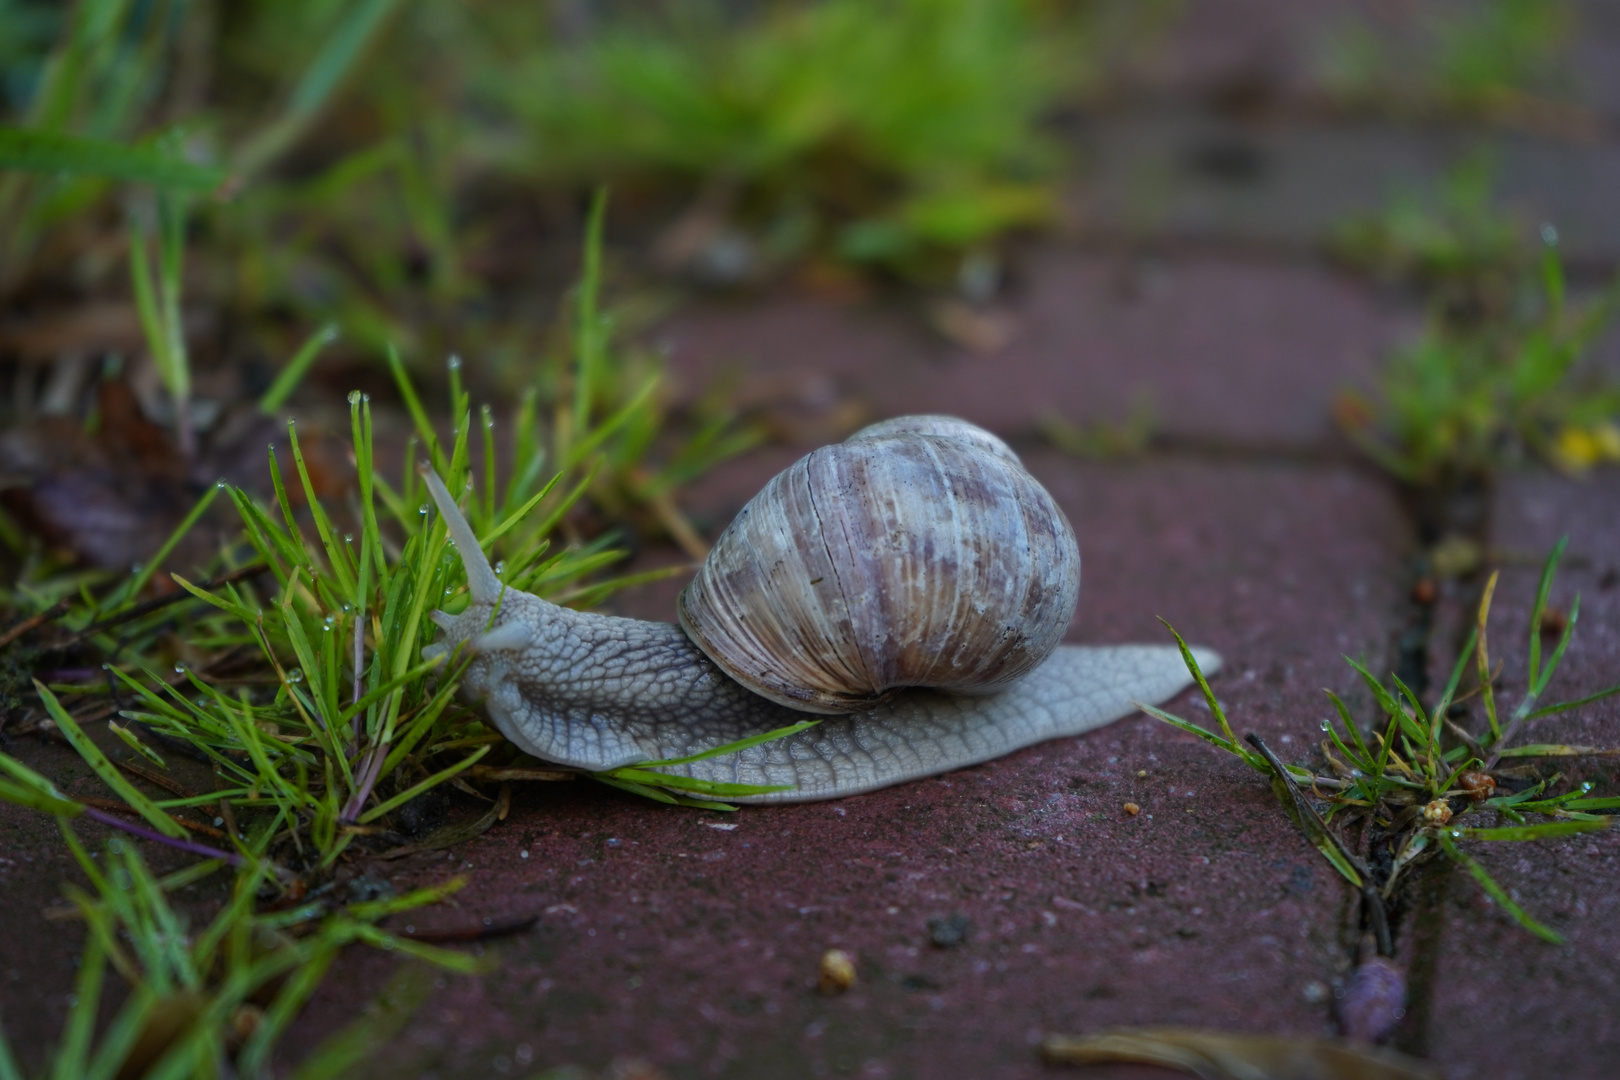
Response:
[677, 416, 1081, 714]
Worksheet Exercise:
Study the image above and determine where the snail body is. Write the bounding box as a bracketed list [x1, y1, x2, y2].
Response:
[422, 417, 1217, 802]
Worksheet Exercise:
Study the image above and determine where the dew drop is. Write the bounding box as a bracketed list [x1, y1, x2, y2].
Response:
[215, 479, 227, 489]
[344, 533, 353, 543]
[1319, 720, 1330, 732]
[173, 663, 187, 674]
[419, 504, 430, 516]
[348, 390, 362, 405]
[287, 669, 304, 683]
[1540, 222, 1560, 246]
[447, 355, 462, 370]
[494, 560, 506, 575]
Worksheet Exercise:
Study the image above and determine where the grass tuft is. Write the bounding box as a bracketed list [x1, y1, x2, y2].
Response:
[1150, 542, 1616, 944]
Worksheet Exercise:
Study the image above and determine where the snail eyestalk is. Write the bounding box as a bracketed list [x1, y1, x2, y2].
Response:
[421, 466, 501, 605]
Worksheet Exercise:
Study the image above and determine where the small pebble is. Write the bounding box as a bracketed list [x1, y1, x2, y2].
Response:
[1136, 770, 1147, 778]
[818, 949, 857, 993]
[1123, 802, 1141, 816]
[928, 912, 972, 948]
[1340, 957, 1406, 1042]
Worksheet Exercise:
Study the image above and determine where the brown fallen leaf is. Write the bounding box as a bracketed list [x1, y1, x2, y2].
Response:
[930, 298, 1019, 354]
[1040, 1027, 1438, 1080]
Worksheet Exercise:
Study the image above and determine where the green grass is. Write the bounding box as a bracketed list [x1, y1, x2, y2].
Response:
[1331, 156, 1522, 297]
[495, 0, 1080, 280]
[0, 0, 1163, 387]
[0, 200, 781, 1074]
[1146, 542, 1619, 945]
[1335, 231, 1620, 485]
[1320, 0, 1578, 121]
[0, 810, 480, 1079]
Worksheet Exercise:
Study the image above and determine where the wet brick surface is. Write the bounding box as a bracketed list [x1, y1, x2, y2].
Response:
[7, 3, 1620, 1074]
[1410, 472, 1620, 1079]
[659, 250, 1401, 448]
[266, 457, 1410, 1078]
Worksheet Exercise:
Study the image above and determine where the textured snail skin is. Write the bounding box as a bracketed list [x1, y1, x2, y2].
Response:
[421, 471, 1219, 803]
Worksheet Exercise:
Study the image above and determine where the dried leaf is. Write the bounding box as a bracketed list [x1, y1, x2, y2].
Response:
[1041, 1027, 1438, 1080]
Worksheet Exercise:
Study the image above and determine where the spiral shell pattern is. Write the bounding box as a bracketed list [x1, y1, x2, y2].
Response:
[678, 416, 1081, 714]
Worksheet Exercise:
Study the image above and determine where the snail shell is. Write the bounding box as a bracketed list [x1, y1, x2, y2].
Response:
[678, 416, 1079, 713]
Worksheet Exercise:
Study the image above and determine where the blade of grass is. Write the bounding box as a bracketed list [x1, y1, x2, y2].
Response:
[1496, 743, 1620, 758]
[1521, 683, 1620, 722]
[1324, 689, 1374, 765]
[0, 1016, 22, 1080]
[34, 681, 187, 838]
[1245, 733, 1365, 888]
[233, 0, 404, 179]
[387, 343, 443, 472]
[1437, 830, 1563, 944]
[1460, 821, 1610, 841]
[260, 324, 339, 414]
[1477, 570, 1502, 741]
[572, 188, 609, 441]
[357, 746, 489, 824]
[631, 720, 821, 767]
[596, 768, 793, 798]
[0, 127, 226, 189]
[1157, 619, 1264, 768]
[1431, 625, 1478, 745]
[1526, 536, 1567, 690]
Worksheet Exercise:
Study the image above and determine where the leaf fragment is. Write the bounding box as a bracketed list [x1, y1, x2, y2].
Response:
[1040, 1027, 1439, 1080]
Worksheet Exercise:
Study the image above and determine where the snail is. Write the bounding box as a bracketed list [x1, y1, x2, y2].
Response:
[421, 415, 1218, 802]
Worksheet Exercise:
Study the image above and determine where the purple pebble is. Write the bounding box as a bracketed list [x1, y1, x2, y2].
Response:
[1339, 956, 1407, 1042]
